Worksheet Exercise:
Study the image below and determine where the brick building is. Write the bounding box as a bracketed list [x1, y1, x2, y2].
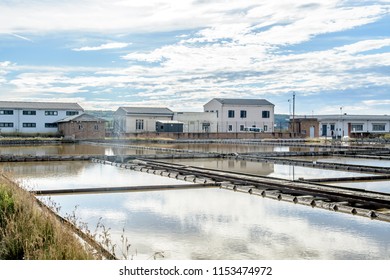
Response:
[289, 117, 319, 138]
[57, 113, 107, 140]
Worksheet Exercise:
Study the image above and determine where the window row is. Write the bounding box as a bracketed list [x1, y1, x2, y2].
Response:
[0, 123, 58, 128]
[0, 110, 79, 116]
[350, 123, 387, 132]
[227, 110, 270, 119]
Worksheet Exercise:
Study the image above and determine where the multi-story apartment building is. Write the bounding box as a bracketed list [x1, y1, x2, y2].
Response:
[0, 101, 84, 135]
[203, 98, 275, 133]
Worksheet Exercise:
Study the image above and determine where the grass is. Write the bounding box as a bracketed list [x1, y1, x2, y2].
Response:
[0, 175, 95, 260]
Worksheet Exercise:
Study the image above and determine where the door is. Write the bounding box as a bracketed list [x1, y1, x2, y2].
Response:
[322, 124, 327, 136]
[310, 126, 315, 138]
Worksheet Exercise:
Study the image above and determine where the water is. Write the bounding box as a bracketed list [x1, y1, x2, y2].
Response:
[1, 143, 390, 259]
[43, 188, 390, 260]
[165, 158, 379, 181]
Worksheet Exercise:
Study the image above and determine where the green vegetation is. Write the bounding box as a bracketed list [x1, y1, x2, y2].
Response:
[0, 176, 94, 260]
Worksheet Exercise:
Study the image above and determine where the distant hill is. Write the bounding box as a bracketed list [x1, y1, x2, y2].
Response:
[85, 110, 114, 129]
[85, 110, 114, 121]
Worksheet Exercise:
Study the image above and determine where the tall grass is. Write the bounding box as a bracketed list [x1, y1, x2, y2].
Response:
[0, 176, 95, 260]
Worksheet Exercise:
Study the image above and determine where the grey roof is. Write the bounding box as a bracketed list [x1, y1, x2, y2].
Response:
[118, 107, 174, 115]
[0, 101, 83, 111]
[57, 113, 107, 123]
[213, 98, 274, 106]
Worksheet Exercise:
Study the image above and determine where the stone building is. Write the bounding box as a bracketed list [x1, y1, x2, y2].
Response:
[57, 113, 107, 140]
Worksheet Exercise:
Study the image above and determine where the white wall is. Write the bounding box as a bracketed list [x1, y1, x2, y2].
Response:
[174, 112, 218, 133]
[125, 115, 172, 133]
[204, 101, 274, 132]
[0, 109, 83, 134]
[319, 118, 390, 137]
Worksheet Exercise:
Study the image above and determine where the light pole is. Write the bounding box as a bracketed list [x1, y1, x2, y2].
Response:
[340, 106, 343, 139]
[291, 92, 296, 136]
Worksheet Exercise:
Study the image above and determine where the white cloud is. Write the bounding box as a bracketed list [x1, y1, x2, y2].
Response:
[362, 99, 390, 106]
[334, 39, 390, 54]
[1, 1, 389, 113]
[73, 42, 131, 51]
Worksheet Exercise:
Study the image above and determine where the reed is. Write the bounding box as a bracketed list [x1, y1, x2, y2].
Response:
[0, 176, 95, 260]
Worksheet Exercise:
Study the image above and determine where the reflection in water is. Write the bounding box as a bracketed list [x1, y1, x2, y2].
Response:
[0, 162, 192, 191]
[166, 158, 377, 181]
[2, 142, 390, 260]
[47, 188, 390, 260]
[328, 181, 390, 193]
[296, 156, 390, 168]
[2, 161, 388, 260]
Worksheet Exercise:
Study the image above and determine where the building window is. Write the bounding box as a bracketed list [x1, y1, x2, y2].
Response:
[330, 124, 335, 131]
[240, 110, 247, 118]
[45, 111, 58, 116]
[240, 125, 245, 131]
[372, 124, 386, 131]
[0, 110, 13, 115]
[264, 125, 268, 132]
[228, 110, 235, 118]
[0, 123, 14, 127]
[23, 123, 36, 128]
[351, 124, 363, 132]
[262, 111, 270, 118]
[94, 124, 99, 130]
[228, 124, 233, 131]
[45, 123, 58, 128]
[202, 123, 210, 132]
[23, 110, 36, 115]
[78, 124, 83, 130]
[66, 111, 79, 116]
[136, 119, 144, 130]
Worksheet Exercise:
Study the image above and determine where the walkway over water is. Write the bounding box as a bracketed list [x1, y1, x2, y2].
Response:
[34, 183, 216, 195]
[91, 158, 390, 223]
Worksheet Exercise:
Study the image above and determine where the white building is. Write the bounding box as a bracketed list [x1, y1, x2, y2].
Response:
[291, 114, 390, 138]
[114, 107, 174, 134]
[317, 114, 390, 138]
[0, 101, 84, 135]
[203, 98, 275, 133]
[173, 112, 218, 133]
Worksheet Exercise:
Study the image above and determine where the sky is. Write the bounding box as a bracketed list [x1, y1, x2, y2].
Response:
[0, 0, 389, 115]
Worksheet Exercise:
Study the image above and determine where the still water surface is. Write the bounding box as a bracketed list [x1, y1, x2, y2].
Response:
[1, 161, 389, 260]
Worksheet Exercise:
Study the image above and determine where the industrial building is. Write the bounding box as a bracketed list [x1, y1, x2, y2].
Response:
[291, 114, 390, 138]
[173, 111, 218, 133]
[0, 101, 84, 136]
[113, 107, 174, 134]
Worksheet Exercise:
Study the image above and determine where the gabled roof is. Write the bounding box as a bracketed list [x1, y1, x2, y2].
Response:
[117, 107, 174, 115]
[212, 98, 274, 106]
[57, 113, 107, 123]
[0, 101, 83, 110]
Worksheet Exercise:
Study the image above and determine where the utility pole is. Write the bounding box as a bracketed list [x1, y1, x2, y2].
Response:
[292, 92, 296, 136]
